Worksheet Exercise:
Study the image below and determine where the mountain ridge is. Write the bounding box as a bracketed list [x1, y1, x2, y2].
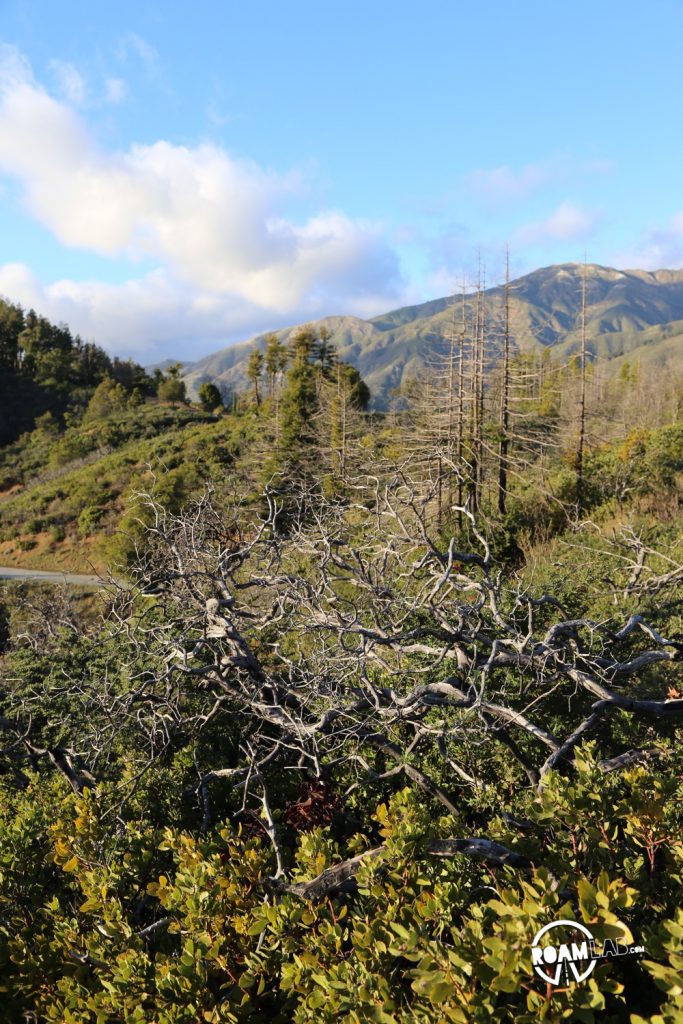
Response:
[182, 263, 683, 406]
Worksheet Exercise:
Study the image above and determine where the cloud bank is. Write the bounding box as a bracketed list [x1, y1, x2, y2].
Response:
[616, 213, 683, 270]
[514, 201, 602, 247]
[0, 47, 404, 357]
[465, 157, 615, 209]
[466, 161, 551, 205]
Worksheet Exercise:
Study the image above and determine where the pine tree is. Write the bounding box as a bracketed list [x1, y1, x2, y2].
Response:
[263, 333, 289, 443]
[314, 326, 336, 378]
[198, 382, 223, 412]
[280, 328, 319, 451]
[247, 348, 264, 407]
[158, 364, 187, 407]
[314, 361, 370, 486]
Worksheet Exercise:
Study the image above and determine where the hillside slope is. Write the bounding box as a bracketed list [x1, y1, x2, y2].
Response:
[0, 403, 247, 573]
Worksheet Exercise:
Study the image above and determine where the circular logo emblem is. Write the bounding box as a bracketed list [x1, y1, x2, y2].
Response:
[531, 919, 596, 986]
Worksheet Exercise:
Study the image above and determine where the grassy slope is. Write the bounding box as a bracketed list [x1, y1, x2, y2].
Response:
[553, 317, 683, 373]
[2, 395, 680, 578]
[0, 402, 257, 572]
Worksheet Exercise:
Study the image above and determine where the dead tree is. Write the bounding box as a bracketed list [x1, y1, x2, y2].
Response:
[1, 479, 680, 886]
[497, 249, 511, 515]
[576, 262, 588, 514]
[116, 488, 680, 777]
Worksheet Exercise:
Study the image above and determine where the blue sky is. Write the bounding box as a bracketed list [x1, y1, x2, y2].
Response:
[1, 0, 683, 360]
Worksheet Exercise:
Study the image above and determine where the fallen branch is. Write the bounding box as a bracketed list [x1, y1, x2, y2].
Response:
[279, 835, 538, 901]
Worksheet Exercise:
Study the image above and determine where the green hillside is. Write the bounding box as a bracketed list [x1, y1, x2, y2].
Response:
[0, 401, 261, 573]
[553, 316, 683, 367]
[604, 326, 683, 375]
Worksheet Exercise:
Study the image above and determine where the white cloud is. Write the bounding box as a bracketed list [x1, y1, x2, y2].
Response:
[514, 201, 601, 246]
[0, 260, 404, 359]
[0, 49, 404, 358]
[467, 161, 550, 204]
[114, 32, 161, 78]
[48, 59, 85, 105]
[465, 156, 615, 210]
[104, 77, 127, 104]
[0, 262, 255, 356]
[43, 53, 126, 109]
[615, 213, 683, 270]
[0, 45, 33, 92]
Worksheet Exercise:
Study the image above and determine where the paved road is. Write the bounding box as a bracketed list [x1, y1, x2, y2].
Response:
[0, 566, 105, 587]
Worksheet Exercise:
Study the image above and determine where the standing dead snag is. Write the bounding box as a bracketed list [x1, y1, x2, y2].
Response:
[498, 248, 511, 516]
[576, 261, 589, 514]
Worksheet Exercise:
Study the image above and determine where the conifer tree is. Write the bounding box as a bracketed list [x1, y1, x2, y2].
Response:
[264, 334, 287, 398]
[263, 333, 289, 443]
[315, 360, 370, 483]
[198, 382, 223, 412]
[158, 363, 187, 407]
[280, 328, 318, 451]
[247, 348, 264, 407]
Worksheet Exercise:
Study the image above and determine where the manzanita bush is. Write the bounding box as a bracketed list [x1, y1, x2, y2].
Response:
[0, 750, 681, 1023]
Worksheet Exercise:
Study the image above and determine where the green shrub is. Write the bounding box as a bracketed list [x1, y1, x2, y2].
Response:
[77, 505, 105, 537]
[0, 754, 680, 1023]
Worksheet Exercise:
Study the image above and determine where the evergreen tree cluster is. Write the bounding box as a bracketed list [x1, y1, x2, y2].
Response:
[0, 297, 157, 444]
[244, 326, 370, 460]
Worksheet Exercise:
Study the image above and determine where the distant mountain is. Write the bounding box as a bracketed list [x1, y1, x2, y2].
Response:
[183, 264, 683, 407]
